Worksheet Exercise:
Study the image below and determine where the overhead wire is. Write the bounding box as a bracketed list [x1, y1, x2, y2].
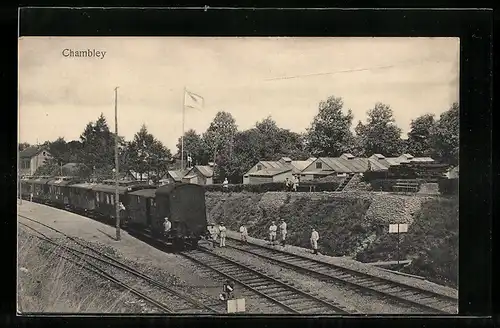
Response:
[263, 58, 443, 82]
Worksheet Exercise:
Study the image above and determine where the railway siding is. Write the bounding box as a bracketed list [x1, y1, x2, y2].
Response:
[223, 229, 458, 302]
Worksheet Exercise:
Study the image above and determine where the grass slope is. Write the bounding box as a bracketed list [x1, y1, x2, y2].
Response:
[205, 192, 458, 288]
[17, 228, 143, 313]
[355, 196, 458, 288]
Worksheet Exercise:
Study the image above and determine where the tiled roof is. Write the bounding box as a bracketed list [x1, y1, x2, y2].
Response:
[167, 170, 186, 181]
[248, 167, 292, 177]
[20, 146, 48, 158]
[259, 161, 284, 169]
[194, 165, 213, 178]
[290, 159, 315, 172]
[320, 157, 370, 173]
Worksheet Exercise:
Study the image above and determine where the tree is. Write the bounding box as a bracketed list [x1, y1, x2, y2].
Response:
[18, 142, 31, 152]
[278, 130, 310, 160]
[129, 124, 172, 181]
[250, 116, 310, 161]
[355, 103, 404, 157]
[406, 114, 436, 157]
[231, 129, 262, 179]
[202, 111, 238, 181]
[430, 103, 459, 165]
[176, 129, 207, 167]
[306, 96, 355, 157]
[79, 113, 115, 175]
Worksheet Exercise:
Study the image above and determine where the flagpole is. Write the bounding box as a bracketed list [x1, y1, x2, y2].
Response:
[181, 87, 186, 171]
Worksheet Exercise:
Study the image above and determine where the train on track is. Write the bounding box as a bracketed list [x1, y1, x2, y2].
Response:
[19, 176, 208, 249]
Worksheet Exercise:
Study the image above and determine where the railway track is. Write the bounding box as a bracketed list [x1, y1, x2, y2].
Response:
[18, 215, 223, 314]
[224, 238, 457, 314]
[180, 246, 356, 314]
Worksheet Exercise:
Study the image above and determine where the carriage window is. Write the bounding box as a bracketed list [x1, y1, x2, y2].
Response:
[151, 199, 156, 207]
[110, 194, 114, 204]
[137, 196, 141, 204]
[96, 192, 100, 202]
[105, 194, 110, 204]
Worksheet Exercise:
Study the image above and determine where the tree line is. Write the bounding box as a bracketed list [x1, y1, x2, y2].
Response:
[21, 95, 459, 183]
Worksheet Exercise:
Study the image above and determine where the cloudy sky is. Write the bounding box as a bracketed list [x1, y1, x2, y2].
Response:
[18, 37, 459, 152]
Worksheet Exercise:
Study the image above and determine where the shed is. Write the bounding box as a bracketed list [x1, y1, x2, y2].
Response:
[247, 167, 293, 184]
[182, 165, 213, 185]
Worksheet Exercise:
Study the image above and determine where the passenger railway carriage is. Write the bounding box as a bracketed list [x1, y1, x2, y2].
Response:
[47, 176, 82, 208]
[20, 176, 209, 250]
[31, 176, 54, 203]
[88, 179, 155, 223]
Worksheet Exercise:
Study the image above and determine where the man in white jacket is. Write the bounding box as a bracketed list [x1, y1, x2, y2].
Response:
[310, 228, 319, 254]
[269, 221, 277, 245]
[279, 219, 287, 246]
[239, 224, 248, 243]
[219, 222, 227, 247]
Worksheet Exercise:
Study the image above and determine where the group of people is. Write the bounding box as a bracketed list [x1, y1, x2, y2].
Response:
[266, 220, 319, 254]
[206, 222, 228, 247]
[284, 176, 300, 192]
[205, 220, 320, 254]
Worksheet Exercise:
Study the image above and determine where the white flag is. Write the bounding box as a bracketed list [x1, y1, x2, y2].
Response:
[184, 90, 204, 110]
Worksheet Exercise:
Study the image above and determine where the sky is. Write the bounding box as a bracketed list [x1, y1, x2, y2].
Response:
[18, 37, 459, 152]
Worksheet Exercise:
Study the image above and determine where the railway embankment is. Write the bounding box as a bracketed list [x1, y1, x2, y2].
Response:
[17, 227, 146, 313]
[205, 191, 458, 288]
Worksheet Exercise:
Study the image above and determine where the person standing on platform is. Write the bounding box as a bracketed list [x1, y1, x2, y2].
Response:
[279, 219, 287, 246]
[310, 227, 319, 254]
[219, 222, 227, 247]
[269, 221, 277, 245]
[239, 224, 248, 243]
[223, 178, 229, 192]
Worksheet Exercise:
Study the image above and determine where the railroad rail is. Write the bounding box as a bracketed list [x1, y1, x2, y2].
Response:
[224, 238, 457, 314]
[180, 246, 355, 315]
[18, 215, 222, 314]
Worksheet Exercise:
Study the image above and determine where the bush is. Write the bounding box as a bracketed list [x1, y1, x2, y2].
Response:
[204, 182, 285, 193]
[296, 181, 341, 192]
[438, 178, 458, 195]
[355, 197, 459, 288]
[369, 179, 398, 192]
[204, 180, 341, 193]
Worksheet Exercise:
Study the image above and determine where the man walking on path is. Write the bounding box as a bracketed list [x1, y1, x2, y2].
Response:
[239, 224, 248, 243]
[279, 219, 287, 246]
[269, 221, 277, 245]
[310, 228, 319, 254]
[219, 222, 227, 247]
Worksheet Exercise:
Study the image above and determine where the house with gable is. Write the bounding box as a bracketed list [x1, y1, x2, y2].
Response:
[19, 146, 51, 176]
[243, 157, 316, 184]
[299, 153, 373, 180]
[182, 165, 214, 185]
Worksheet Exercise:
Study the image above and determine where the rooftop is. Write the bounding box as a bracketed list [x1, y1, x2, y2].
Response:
[20, 146, 49, 159]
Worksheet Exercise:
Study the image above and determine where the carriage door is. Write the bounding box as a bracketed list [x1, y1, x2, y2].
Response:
[149, 198, 156, 226]
[145, 198, 151, 225]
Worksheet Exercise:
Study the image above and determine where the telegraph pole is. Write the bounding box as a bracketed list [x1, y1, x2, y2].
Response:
[181, 87, 186, 170]
[114, 86, 121, 241]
